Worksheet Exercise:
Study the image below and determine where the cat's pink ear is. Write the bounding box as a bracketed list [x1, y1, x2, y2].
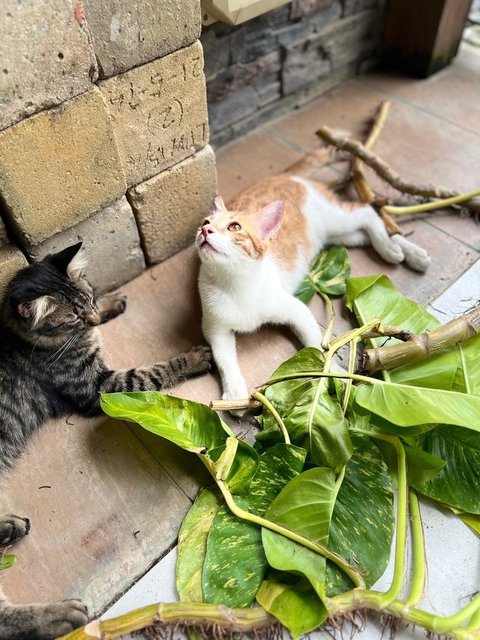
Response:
[210, 194, 226, 214]
[258, 201, 284, 240]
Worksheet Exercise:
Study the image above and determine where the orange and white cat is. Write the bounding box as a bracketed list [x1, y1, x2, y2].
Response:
[195, 174, 430, 408]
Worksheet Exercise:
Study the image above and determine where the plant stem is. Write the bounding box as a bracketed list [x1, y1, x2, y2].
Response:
[354, 430, 407, 606]
[58, 602, 276, 640]
[251, 391, 290, 445]
[342, 336, 358, 412]
[215, 479, 365, 589]
[405, 489, 426, 607]
[320, 291, 336, 350]
[263, 370, 375, 389]
[383, 189, 480, 215]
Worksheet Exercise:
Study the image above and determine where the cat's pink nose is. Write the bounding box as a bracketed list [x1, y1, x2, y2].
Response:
[201, 226, 213, 238]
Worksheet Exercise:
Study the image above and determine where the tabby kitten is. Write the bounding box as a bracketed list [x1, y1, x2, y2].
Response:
[0, 242, 212, 639]
[196, 174, 430, 411]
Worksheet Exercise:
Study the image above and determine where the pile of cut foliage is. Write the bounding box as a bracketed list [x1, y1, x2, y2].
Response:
[63, 248, 479, 640]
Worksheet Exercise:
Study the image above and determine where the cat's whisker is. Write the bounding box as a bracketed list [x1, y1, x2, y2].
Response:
[45, 334, 79, 366]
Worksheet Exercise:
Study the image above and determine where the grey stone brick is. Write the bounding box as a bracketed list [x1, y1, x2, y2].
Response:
[0, 88, 126, 245]
[27, 197, 145, 295]
[84, 0, 201, 78]
[0, 0, 98, 131]
[100, 41, 209, 188]
[128, 145, 216, 265]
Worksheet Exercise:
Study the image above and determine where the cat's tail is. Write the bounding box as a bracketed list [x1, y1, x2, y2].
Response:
[282, 147, 336, 178]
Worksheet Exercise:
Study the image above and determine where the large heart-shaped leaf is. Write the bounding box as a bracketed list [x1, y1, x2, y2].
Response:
[296, 246, 351, 303]
[354, 381, 480, 431]
[414, 425, 480, 514]
[176, 488, 221, 603]
[256, 577, 328, 639]
[267, 347, 325, 381]
[404, 444, 446, 486]
[260, 377, 352, 472]
[326, 433, 394, 594]
[202, 444, 306, 607]
[262, 467, 336, 600]
[101, 392, 230, 453]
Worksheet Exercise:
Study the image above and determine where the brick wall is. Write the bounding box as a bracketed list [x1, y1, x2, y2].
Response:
[202, 0, 386, 145]
[0, 0, 386, 298]
[0, 0, 216, 297]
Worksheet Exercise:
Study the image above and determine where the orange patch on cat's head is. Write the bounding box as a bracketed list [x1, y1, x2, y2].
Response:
[196, 195, 285, 263]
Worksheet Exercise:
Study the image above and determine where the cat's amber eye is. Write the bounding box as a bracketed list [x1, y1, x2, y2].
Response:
[228, 222, 242, 232]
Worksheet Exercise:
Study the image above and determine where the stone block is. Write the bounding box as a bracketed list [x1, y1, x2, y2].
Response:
[0, 0, 98, 131]
[100, 41, 209, 188]
[84, 0, 201, 78]
[0, 245, 28, 303]
[0, 88, 126, 246]
[291, 0, 337, 19]
[27, 197, 145, 295]
[128, 145, 216, 264]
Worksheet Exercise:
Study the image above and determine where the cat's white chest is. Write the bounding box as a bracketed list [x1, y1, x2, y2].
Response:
[199, 260, 282, 333]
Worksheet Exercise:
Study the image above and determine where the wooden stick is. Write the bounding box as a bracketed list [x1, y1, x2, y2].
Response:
[209, 398, 260, 412]
[350, 101, 402, 236]
[358, 307, 480, 374]
[316, 126, 480, 213]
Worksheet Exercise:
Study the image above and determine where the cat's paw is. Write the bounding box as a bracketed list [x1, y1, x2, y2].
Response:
[392, 235, 431, 272]
[222, 384, 250, 418]
[379, 239, 405, 264]
[98, 292, 128, 323]
[0, 514, 30, 547]
[184, 345, 213, 375]
[32, 599, 88, 638]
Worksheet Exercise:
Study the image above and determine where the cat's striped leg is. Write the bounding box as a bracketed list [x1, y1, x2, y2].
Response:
[0, 597, 88, 640]
[98, 346, 212, 393]
[0, 515, 29, 547]
[0, 517, 88, 640]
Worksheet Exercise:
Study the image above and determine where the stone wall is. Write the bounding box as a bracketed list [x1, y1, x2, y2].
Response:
[201, 0, 386, 145]
[0, 0, 216, 297]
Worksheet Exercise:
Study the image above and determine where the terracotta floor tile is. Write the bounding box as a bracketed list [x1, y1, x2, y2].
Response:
[363, 44, 480, 136]
[267, 80, 480, 194]
[1, 416, 191, 614]
[216, 131, 302, 202]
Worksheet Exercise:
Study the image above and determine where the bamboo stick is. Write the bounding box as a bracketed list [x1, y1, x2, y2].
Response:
[359, 307, 480, 374]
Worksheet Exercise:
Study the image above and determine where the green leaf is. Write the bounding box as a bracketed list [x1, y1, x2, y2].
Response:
[268, 347, 325, 380]
[208, 437, 259, 494]
[176, 488, 221, 603]
[296, 246, 351, 303]
[355, 381, 480, 431]
[458, 512, 480, 536]
[202, 444, 306, 607]
[414, 426, 480, 514]
[262, 467, 336, 601]
[260, 377, 353, 472]
[326, 433, 394, 594]
[0, 555, 16, 570]
[256, 577, 328, 639]
[404, 444, 446, 485]
[100, 392, 231, 453]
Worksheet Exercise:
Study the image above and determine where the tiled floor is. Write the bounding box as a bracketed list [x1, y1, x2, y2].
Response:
[2, 43, 480, 637]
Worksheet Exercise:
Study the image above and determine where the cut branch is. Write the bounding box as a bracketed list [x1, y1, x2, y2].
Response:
[316, 126, 480, 214]
[59, 602, 277, 640]
[350, 101, 402, 236]
[359, 307, 480, 374]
